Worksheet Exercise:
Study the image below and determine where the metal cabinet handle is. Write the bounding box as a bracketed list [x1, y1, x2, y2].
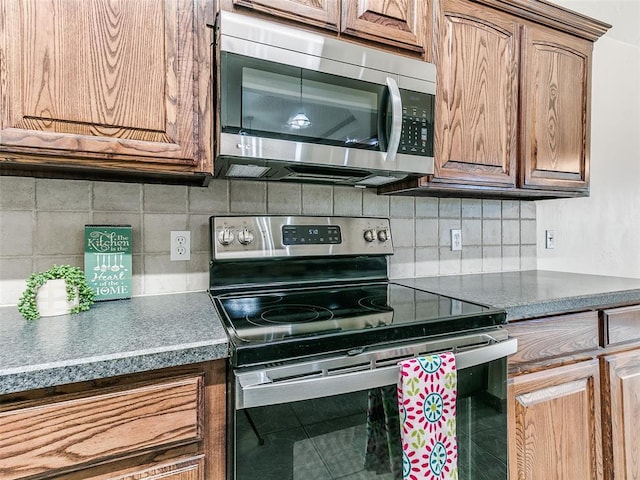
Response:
[236, 337, 517, 409]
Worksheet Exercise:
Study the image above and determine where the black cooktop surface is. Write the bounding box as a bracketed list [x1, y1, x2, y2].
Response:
[213, 282, 506, 367]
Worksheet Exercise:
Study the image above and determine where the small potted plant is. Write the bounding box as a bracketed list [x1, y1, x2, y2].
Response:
[17, 265, 95, 320]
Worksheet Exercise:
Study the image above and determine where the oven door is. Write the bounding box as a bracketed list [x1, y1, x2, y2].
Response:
[231, 331, 516, 480]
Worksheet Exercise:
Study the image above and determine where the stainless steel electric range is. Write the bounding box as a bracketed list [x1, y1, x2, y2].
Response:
[209, 215, 516, 480]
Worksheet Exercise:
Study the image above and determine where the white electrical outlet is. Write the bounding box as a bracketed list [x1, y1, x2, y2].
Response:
[170, 231, 191, 261]
[545, 230, 556, 249]
[451, 229, 462, 251]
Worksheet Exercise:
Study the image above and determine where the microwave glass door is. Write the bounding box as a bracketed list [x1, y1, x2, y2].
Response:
[221, 52, 390, 152]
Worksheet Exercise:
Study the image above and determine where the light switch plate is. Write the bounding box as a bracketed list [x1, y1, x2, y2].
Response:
[545, 230, 555, 249]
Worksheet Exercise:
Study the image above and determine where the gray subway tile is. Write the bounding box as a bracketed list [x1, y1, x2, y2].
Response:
[230, 181, 267, 214]
[1, 211, 34, 256]
[93, 182, 142, 212]
[462, 199, 482, 218]
[390, 218, 415, 248]
[268, 183, 302, 214]
[35, 211, 90, 255]
[502, 200, 520, 219]
[390, 196, 415, 218]
[521, 201, 536, 219]
[189, 179, 229, 214]
[0, 177, 35, 210]
[302, 184, 333, 215]
[333, 187, 362, 216]
[36, 178, 91, 211]
[462, 219, 482, 246]
[362, 190, 390, 218]
[502, 219, 521, 245]
[439, 198, 461, 218]
[388, 247, 415, 279]
[482, 199, 502, 219]
[415, 218, 438, 247]
[482, 219, 502, 246]
[416, 197, 439, 218]
[415, 247, 439, 277]
[144, 184, 188, 213]
[439, 247, 461, 275]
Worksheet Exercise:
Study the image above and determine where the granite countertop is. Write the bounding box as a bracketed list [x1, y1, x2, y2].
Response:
[4, 270, 640, 396]
[0, 292, 228, 395]
[395, 270, 640, 321]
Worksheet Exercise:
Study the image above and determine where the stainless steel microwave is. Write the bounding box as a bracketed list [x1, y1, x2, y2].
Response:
[214, 11, 437, 188]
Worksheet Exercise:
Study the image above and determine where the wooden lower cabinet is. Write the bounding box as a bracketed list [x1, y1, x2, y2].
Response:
[0, 361, 226, 480]
[77, 455, 205, 480]
[602, 349, 640, 480]
[508, 360, 603, 480]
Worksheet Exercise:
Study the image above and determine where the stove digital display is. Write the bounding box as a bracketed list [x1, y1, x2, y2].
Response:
[282, 225, 342, 245]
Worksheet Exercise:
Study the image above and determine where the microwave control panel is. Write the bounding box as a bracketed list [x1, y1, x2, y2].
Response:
[399, 91, 434, 157]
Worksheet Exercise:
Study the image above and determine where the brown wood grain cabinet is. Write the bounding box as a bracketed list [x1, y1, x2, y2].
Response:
[520, 23, 593, 192]
[507, 307, 640, 479]
[0, 0, 213, 185]
[508, 360, 603, 480]
[379, 0, 609, 199]
[226, 0, 429, 55]
[601, 349, 640, 480]
[0, 361, 226, 480]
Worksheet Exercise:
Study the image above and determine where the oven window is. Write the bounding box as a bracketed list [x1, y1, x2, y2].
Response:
[233, 359, 508, 480]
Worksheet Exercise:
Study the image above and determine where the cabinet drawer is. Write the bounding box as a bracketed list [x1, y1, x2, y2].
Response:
[0, 376, 202, 479]
[601, 304, 640, 347]
[507, 311, 599, 369]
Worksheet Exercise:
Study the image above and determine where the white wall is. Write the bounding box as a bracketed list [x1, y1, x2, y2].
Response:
[536, 1, 640, 278]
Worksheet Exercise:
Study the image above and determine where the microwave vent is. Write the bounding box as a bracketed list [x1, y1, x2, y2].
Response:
[226, 164, 271, 178]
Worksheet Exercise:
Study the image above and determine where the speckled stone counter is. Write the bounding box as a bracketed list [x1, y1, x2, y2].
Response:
[0, 292, 228, 395]
[5, 271, 640, 396]
[395, 270, 640, 321]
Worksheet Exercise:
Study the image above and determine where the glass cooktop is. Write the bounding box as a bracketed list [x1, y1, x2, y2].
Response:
[213, 282, 506, 367]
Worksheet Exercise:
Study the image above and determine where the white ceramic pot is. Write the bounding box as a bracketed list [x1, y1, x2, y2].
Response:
[35, 279, 79, 317]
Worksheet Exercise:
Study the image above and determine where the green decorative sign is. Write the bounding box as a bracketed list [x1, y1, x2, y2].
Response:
[84, 225, 132, 301]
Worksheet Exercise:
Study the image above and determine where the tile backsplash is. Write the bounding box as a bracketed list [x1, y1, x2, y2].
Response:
[0, 176, 536, 306]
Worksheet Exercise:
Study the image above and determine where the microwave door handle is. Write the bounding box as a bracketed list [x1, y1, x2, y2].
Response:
[385, 77, 402, 162]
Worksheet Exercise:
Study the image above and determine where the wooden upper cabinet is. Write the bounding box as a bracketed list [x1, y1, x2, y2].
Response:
[434, 0, 519, 187]
[341, 0, 426, 52]
[0, 0, 212, 181]
[231, 0, 339, 31]
[520, 23, 592, 192]
[227, 0, 427, 54]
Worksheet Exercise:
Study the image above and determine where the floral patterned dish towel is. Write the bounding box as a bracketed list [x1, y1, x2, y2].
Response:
[398, 352, 458, 480]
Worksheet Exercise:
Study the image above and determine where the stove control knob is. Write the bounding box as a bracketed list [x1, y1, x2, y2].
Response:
[217, 228, 234, 246]
[237, 227, 254, 245]
[377, 229, 389, 242]
[364, 229, 376, 242]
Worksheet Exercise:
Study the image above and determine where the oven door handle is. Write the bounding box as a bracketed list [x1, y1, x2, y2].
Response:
[236, 337, 517, 409]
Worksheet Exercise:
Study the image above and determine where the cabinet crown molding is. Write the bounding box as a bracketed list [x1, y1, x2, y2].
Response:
[472, 0, 611, 41]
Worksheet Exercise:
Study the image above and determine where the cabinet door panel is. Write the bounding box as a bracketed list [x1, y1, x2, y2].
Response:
[434, 0, 518, 187]
[232, 0, 339, 30]
[509, 361, 603, 480]
[520, 24, 592, 191]
[602, 350, 640, 480]
[341, 0, 426, 52]
[0, 0, 208, 171]
[80, 455, 205, 480]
